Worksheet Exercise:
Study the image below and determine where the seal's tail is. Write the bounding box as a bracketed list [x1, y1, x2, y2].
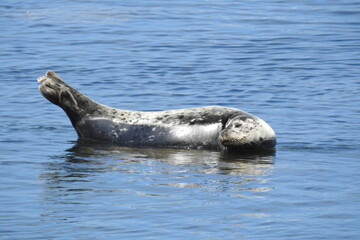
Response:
[37, 70, 101, 126]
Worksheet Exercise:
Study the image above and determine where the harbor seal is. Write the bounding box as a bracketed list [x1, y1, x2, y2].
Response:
[38, 71, 276, 151]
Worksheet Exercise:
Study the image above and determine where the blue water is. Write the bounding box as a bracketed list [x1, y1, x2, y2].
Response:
[1, 0, 360, 239]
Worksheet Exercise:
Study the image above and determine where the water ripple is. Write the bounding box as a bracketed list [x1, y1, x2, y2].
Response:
[1, 0, 360, 239]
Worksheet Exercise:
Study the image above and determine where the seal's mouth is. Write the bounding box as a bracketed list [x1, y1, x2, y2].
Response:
[219, 128, 276, 150]
[220, 137, 276, 150]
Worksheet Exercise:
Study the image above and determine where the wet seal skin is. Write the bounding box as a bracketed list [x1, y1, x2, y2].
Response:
[38, 71, 276, 152]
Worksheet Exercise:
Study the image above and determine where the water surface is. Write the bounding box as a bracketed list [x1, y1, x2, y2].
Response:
[0, 0, 359, 239]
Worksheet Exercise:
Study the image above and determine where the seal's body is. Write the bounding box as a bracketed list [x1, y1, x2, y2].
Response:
[38, 71, 276, 151]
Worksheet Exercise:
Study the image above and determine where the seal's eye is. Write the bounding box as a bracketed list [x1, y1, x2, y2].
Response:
[234, 123, 242, 128]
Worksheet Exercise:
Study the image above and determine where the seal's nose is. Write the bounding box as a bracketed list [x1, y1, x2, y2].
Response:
[218, 128, 247, 147]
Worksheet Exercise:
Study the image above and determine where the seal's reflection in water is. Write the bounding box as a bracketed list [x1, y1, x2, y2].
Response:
[39, 141, 276, 236]
[42, 140, 275, 197]
[67, 140, 275, 175]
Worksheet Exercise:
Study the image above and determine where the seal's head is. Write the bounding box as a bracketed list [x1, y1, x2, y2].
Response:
[219, 115, 276, 150]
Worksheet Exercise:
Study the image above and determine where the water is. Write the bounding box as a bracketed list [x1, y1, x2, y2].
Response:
[1, 0, 359, 239]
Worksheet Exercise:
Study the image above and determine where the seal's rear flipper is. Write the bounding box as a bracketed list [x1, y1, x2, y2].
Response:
[38, 70, 79, 107]
[59, 89, 78, 110]
[38, 70, 103, 127]
[38, 70, 64, 84]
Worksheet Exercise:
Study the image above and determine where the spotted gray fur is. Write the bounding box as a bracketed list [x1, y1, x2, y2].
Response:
[38, 71, 276, 151]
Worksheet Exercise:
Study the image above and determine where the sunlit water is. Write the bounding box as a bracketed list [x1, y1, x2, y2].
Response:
[1, 0, 359, 239]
